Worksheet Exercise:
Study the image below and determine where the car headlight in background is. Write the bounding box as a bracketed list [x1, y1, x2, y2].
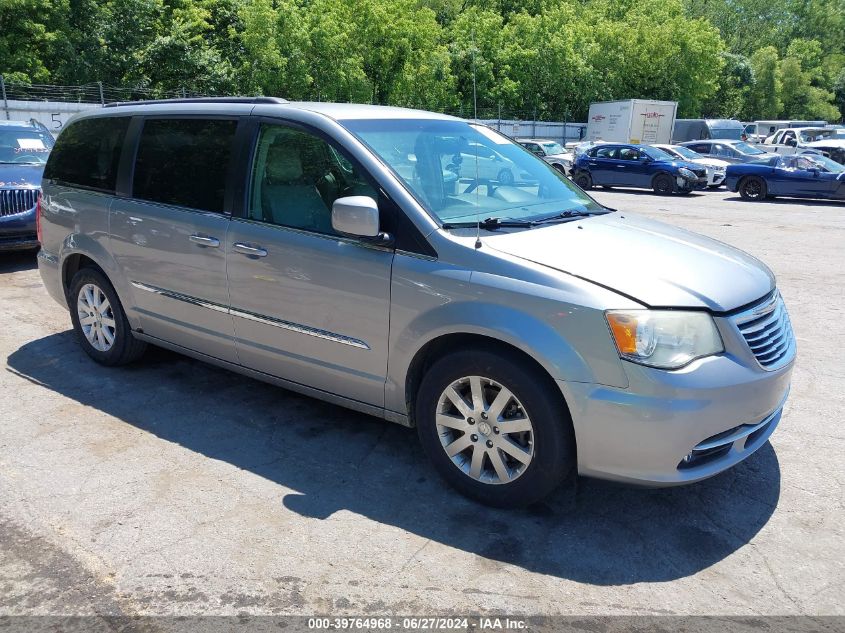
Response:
[677, 167, 697, 180]
[605, 310, 723, 369]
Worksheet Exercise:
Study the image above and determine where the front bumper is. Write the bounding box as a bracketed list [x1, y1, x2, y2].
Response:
[677, 175, 708, 191]
[559, 345, 793, 486]
[0, 206, 38, 251]
[708, 170, 726, 187]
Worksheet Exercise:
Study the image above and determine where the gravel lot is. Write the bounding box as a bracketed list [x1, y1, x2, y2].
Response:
[1, 189, 843, 618]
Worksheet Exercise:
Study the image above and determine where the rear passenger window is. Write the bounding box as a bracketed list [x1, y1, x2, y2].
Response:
[594, 147, 618, 159]
[43, 117, 129, 193]
[132, 118, 238, 213]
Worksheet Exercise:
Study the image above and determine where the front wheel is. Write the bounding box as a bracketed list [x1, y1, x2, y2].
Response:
[416, 349, 575, 507]
[652, 173, 674, 195]
[573, 171, 592, 190]
[69, 268, 147, 366]
[739, 176, 767, 201]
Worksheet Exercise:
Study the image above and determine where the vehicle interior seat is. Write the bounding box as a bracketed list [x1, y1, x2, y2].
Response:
[262, 142, 334, 234]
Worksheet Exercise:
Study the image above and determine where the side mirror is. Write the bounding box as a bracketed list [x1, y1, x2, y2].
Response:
[331, 196, 380, 238]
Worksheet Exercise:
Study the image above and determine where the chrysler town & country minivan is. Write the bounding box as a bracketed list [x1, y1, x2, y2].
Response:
[37, 98, 795, 507]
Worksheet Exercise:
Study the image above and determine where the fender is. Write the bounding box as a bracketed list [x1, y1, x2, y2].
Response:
[59, 232, 141, 331]
[384, 269, 632, 416]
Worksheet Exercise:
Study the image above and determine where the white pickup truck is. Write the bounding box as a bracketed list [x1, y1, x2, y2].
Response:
[763, 127, 845, 164]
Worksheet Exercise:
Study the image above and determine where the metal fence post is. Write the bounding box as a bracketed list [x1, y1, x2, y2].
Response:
[1, 76, 9, 120]
[97, 81, 105, 105]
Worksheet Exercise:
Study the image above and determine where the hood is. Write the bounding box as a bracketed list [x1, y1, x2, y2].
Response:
[0, 163, 45, 189]
[691, 158, 729, 169]
[655, 159, 702, 171]
[745, 153, 779, 163]
[805, 139, 845, 149]
[484, 213, 774, 311]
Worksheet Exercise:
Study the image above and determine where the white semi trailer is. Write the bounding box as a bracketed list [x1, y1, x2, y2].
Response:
[585, 99, 678, 145]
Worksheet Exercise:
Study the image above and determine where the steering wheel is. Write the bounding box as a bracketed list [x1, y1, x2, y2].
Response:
[13, 154, 44, 164]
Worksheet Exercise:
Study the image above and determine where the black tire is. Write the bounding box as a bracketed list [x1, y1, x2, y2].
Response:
[652, 173, 674, 195]
[68, 268, 147, 366]
[573, 171, 592, 190]
[739, 176, 767, 201]
[415, 348, 575, 508]
[497, 168, 514, 185]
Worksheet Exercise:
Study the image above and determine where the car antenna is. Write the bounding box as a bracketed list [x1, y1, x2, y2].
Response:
[472, 28, 482, 250]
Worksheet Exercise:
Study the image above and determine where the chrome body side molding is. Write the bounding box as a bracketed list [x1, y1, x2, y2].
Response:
[130, 280, 370, 350]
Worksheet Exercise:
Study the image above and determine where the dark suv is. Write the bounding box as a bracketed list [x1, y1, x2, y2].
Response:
[0, 120, 54, 251]
[572, 143, 707, 194]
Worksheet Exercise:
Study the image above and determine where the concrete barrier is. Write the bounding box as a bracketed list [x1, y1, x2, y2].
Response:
[2, 100, 101, 136]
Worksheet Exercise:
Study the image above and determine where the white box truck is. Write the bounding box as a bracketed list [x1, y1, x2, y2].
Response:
[585, 99, 678, 144]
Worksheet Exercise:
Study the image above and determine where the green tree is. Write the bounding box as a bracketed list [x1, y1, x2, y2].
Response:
[834, 68, 845, 120]
[748, 46, 782, 119]
[0, 0, 57, 82]
[701, 53, 754, 118]
[779, 55, 840, 120]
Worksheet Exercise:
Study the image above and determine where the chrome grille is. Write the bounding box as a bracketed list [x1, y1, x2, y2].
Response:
[733, 291, 795, 370]
[0, 188, 38, 217]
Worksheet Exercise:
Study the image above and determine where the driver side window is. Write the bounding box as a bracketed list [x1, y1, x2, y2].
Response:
[249, 124, 377, 235]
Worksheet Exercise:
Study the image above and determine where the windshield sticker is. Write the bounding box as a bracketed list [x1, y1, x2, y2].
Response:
[17, 138, 47, 150]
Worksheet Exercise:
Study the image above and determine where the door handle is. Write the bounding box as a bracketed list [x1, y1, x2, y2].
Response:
[616, 164, 626, 168]
[189, 234, 220, 248]
[233, 242, 268, 258]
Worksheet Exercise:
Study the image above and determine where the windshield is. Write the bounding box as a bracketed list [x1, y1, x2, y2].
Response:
[340, 119, 603, 224]
[734, 142, 766, 155]
[0, 128, 54, 164]
[667, 145, 702, 160]
[541, 142, 565, 155]
[641, 145, 675, 160]
[710, 127, 743, 140]
[798, 129, 845, 143]
[790, 154, 845, 173]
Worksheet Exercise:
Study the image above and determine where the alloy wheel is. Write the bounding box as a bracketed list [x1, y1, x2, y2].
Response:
[76, 283, 117, 352]
[435, 375, 535, 484]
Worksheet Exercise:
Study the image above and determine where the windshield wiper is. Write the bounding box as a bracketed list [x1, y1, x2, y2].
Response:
[443, 209, 612, 231]
[442, 216, 535, 230]
[529, 209, 611, 225]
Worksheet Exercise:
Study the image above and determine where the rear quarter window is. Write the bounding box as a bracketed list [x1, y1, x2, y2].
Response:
[43, 117, 130, 193]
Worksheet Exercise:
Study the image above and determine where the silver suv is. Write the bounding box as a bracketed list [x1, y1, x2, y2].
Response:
[37, 98, 795, 507]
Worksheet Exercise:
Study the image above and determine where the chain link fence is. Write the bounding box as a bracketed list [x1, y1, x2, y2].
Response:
[1, 77, 588, 144]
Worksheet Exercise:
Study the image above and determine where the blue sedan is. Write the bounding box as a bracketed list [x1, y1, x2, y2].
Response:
[572, 144, 708, 194]
[726, 154, 845, 202]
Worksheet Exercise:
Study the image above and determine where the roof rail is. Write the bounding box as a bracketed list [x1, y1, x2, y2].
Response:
[103, 96, 289, 108]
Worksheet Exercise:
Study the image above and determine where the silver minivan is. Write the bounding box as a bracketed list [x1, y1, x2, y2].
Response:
[37, 98, 795, 507]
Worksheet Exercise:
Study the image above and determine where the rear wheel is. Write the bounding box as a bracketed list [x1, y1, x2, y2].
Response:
[573, 171, 592, 190]
[416, 348, 575, 507]
[69, 268, 147, 366]
[652, 173, 674, 195]
[739, 176, 767, 201]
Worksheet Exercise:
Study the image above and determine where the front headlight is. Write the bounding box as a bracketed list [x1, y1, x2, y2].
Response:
[605, 310, 723, 369]
[678, 167, 696, 179]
